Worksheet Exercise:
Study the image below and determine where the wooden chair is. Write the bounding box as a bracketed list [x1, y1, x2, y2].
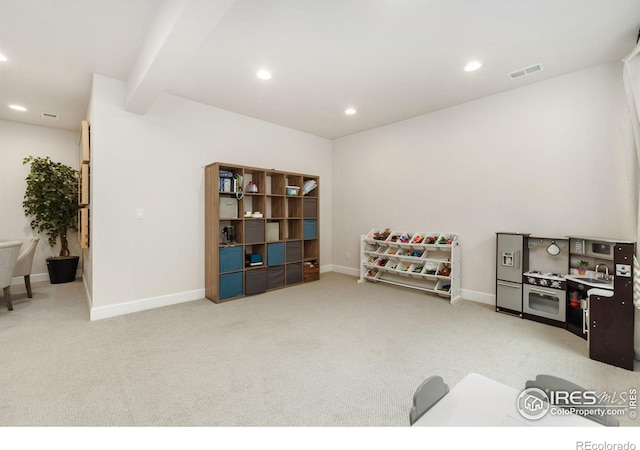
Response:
[0, 241, 23, 311]
[409, 375, 450, 425]
[525, 374, 619, 426]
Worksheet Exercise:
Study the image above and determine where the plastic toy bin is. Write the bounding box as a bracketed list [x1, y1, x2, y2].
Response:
[286, 186, 300, 196]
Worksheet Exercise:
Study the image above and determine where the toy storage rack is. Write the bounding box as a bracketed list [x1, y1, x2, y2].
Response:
[358, 229, 461, 304]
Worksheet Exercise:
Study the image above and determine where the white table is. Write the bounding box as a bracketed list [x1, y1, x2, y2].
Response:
[412, 373, 599, 427]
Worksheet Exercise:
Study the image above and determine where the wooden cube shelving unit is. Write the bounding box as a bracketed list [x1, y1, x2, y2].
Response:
[205, 162, 320, 303]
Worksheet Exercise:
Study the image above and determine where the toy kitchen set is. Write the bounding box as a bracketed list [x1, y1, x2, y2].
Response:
[496, 232, 636, 371]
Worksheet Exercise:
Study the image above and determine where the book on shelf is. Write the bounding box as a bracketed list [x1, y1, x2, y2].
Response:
[219, 170, 235, 192]
[220, 178, 237, 193]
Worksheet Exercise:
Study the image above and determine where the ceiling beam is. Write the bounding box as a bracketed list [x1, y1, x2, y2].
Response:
[125, 0, 236, 114]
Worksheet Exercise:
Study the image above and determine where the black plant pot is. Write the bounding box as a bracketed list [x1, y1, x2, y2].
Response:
[46, 256, 79, 284]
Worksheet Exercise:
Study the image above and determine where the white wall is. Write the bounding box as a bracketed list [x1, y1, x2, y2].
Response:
[0, 119, 80, 280]
[4, 63, 630, 316]
[332, 63, 634, 302]
[89, 74, 332, 318]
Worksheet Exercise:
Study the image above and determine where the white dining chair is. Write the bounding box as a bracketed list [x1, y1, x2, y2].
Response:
[0, 241, 23, 311]
[12, 237, 40, 298]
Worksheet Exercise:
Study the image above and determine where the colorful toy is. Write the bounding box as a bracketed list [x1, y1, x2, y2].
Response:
[438, 262, 451, 276]
[373, 228, 391, 240]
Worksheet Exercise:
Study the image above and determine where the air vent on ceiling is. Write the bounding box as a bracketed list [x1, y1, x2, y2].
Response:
[41, 112, 59, 120]
[508, 63, 544, 80]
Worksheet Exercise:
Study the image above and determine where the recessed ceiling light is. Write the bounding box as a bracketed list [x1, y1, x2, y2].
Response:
[256, 70, 272, 80]
[9, 104, 27, 112]
[345, 108, 357, 115]
[0, 53, 7, 62]
[464, 61, 482, 72]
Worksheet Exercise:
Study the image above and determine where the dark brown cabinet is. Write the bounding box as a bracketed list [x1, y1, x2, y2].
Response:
[589, 243, 635, 370]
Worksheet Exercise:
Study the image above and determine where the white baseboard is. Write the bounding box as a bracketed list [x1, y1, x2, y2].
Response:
[11, 270, 83, 286]
[90, 289, 205, 321]
[11, 272, 49, 285]
[319, 264, 334, 274]
[329, 266, 495, 306]
[461, 289, 495, 306]
[82, 266, 495, 320]
[329, 264, 359, 277]
[90, 264, 328, 321]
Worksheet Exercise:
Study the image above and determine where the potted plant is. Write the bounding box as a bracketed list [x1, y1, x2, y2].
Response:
[22, 156, 80, 284]
[577, 260, 590, 275]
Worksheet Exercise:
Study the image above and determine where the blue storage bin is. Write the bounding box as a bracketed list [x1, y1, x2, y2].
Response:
[303, 219, 317, 239]
[267, 242, 285, 266]
[219, 272, 243, 300]
[219, 246, 243, 273]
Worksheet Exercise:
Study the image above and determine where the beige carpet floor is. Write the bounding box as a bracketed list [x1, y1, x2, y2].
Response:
[1, 272, 639, 427]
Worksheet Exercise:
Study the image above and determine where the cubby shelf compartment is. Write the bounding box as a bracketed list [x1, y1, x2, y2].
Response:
[358, 229, 461, 304]
[205, 162, 320, 303]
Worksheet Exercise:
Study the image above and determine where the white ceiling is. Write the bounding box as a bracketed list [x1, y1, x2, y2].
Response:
[1, 0, 639, 139]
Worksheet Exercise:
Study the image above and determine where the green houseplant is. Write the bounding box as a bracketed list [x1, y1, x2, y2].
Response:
[22, 156, 80, 283]
[577, 260, 590, 275]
